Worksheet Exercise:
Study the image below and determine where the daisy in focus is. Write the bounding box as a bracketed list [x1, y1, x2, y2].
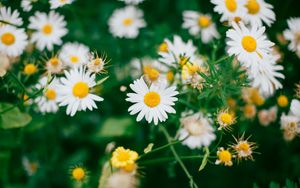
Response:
[283, 18, 300, 55]
[126, 77, 178, 125]
[210, 0, 247, 24]
[35, 76, 60, 113]
[217, 109, 236, 130]
[0, 6, 23, 26]
[215, 147, 234, 166]
[0, 25, 28, 57]
[56, 66, 103, 116]
[59, 42, 90, 68]
[158, 35, 197, 66]
[29, 11, 68, 51]
[178, 112, 216, 149]
[226, 22, 274, 70]
[244, 0, 275, 27]
[231, 134, 257, 161]
[182, 11, 220, 43]
[49, 0, 75, 9]
[108, 6, 146, 39]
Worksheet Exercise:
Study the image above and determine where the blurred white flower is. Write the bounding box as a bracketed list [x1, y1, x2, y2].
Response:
[0, 6, 23, 26]
[57, 66, 103, 116]
[46, 56, 64, 74]
[178, 112, 216, 149]
[118, 0, 145, 5]
[29, 11, 68, 51]
[21, 0, 33, 12]
[108, 6, 146, 39]
[49, 0, 75, 9]
[182, 11, 219, 43]
[283, 18, 300, 54]
[59, 42, 90, 68]
[0, 53, 10, 77]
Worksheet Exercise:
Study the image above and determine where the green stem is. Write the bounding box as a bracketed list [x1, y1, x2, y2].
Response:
[7, 71, 27, 93]
[139, 155, 206, 165]
[214, 56, 230, 65]
[160, 126, 199, 188]
[178, 99, 199, 111]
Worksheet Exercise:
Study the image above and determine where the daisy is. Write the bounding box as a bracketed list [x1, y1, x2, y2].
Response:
[46, 56, 64, 74]
[56, 66, 103, 116]
[230, 134, 257, 160]
[87, 52, 107, 74]
[244, 0, 275, 27]
[217, 109, 236, 130]
[158, 35, 197, 66]
[21, 0, 33, 12]
[215, 147, 234, 166]
[49, 0, 75, 9]
[182, 11, 220, 43]
[0, 25, 28, 57]
[210, 0, 247, 24]
[178, 112, 216, 149]
[283, 18, 300, 52]
[35, 76, 60, 113]
[118, 0, 145, 5]
[126, 77, 178, 125]
[0, 7, 23, 26]
[280, 113, 300, 141]
[59, 42, 90, 68]
[29, 11, 68, 51]
[226, 22, 274, 69]
[111, 147, 138, 168]
[108, 6, 146, 39]
[71, 167, 86, 182]
[23, 63, 37, 75]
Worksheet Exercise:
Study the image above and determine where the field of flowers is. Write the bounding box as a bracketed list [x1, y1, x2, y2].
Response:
[0, 0, 300, 187]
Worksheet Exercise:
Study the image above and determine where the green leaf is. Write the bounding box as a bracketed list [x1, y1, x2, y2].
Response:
[269, 181, 280, 188]
[95, 117, 137, 138]
[199, 147, 210, 171]
[0, 103, 32, 129]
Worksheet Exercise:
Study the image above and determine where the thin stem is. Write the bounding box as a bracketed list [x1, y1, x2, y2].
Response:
[160, 126, 199, 188]
[139, 155, 207, 165]
[214, 56, 230, 65]
[7, 71, 27, 93]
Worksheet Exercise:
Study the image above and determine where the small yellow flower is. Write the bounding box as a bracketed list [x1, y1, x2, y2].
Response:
[143, 65, 160, 82]
[277, 95, 289, 107]
[24, 64, 37, 75]
[71, 167, 86, 181]
[111, 147, 138, 168]
[215, 147, 233, 166]
[217, 109, 236, 130]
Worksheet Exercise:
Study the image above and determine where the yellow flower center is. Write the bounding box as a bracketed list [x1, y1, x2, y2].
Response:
[241, 36, 257, 52]
[72, 82, 89, 98]
[218, 150, 232, 162]
[166, 71, 174, 82]
[42, 24, 53, 35]
[24, 64, 37, 75]
[117, 151, 131, 162]
[277, 95, 288, 107]
[237, 142, 250, 152]
[198, 16, 211, 28]
[220, 113, 233, 124]
[246, 0, 260, 14]
[49, 57, 59, 66]
[187, 63, 199, 74]
[123, 18, 133, 26]
[122, 163, 137, 172]
[72, 167, 85, 181]
[225, 0, 237, 12]
[159, 42, 168, 52]
[93, 57, 102, 66]
[45, 89, 56, 100]
[70, 56, 79, 63]
[144, 91, 161, 108]
[1, 32, 15, 46]
[143, 66, 160, 81]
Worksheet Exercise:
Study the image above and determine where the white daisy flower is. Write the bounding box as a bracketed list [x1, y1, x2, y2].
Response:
[126, 77, 178, 125]
[158, 35, 197, 66]
[49, 0, 75, 9]
[35, 77, 60, 113]
[290, 99, 300, 117]
[118, 0, 145, 5]
[29, 11, 68, 51]
[46, 56, 64, 74]
[87, 53, 107, 74]
[0, 6, 23, 26]
[178, 112, 216, 149]
[283, 18, 300, 52]
[0, 25, 28, 57]
[226, 22, 274, 68]
[57, 66, 103, 116]
[280, 113, 300, 141]
[182, 11, 220, 43]
[21, 0, 33, 12]
[59, 42, 90, 68]
[210, 0, 247, 24]
[108, 6, 146, 39]
[244, 0, 275, 27]
[249, 55, 284, 97]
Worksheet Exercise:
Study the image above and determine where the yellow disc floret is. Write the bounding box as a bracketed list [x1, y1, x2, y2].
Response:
[42, 24, 53, 35]
[45, 89, 56, 100]
[246, 0, 260, 14]
[198, 16, 211, 28]
[225, 0, 237, 12]
[1, 32, 15, 46]
[277, 95, 288, 107]
[72, 167, 85, 181]
[111, 147, 138, 168]
[24, 64, 37, 75]
[123, 18, 133, 26]
[242, 36, 257, 52]
[144, 91, 161, 108]
[72, 82, 89, 98]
